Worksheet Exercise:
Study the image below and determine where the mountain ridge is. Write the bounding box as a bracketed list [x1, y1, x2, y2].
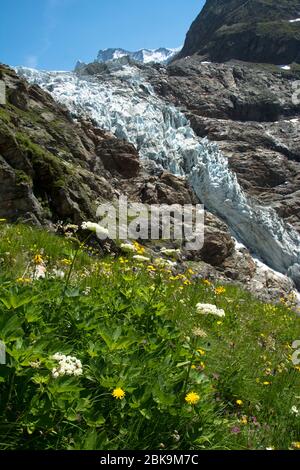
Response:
[177, 0, 300, 64]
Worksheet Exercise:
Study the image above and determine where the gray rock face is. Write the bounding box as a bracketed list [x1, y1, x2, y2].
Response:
[148, 58, 300, 232]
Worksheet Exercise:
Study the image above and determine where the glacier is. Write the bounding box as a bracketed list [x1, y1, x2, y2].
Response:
[16, 63, 300, 287]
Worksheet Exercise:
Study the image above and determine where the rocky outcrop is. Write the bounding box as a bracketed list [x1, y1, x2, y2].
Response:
[177, 0, 300, 64]
[148, 58, 300, 232]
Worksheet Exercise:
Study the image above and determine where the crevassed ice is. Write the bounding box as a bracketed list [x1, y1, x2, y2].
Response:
[16, 65, 300, 284]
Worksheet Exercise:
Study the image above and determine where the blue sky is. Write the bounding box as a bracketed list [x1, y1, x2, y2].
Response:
[0, 0, 204, 70]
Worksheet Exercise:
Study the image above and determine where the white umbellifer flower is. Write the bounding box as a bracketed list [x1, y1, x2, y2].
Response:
[291, 406, 300, 416]
[81, 221, 109, 238]
[51, 353, 83, 378]
[133, 255, 150, 262]
[160, 247, 180, 256]
[196, 303, 226, 318]
[120, 243, 136, 253]
[52, 269, 65, 279]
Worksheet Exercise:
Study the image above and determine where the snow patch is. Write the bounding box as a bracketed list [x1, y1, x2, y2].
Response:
[96, 47, 181, 65]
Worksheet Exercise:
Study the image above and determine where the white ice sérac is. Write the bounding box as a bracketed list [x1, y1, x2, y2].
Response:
[16, 64, 300, 285]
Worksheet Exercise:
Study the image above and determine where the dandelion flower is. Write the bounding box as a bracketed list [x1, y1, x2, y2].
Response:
[185, 392, 200, 405]
[112, 388, 126, 400]
[263, 381, 271, 386]
[215, 286, 226, 295]
[33, 254, 44, 265]
[236, 400, 243, 406]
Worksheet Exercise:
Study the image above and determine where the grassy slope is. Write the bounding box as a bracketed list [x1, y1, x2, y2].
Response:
[0, 223, 300, 450]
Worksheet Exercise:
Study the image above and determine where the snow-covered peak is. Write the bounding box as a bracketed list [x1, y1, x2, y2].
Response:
[96, 47, 181, 64]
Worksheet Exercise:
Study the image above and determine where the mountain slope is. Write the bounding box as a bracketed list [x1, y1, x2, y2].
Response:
[178, 0, 300, 64]
[96, 47, 180, 64]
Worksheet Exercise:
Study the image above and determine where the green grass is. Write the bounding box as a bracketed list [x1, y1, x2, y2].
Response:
[0, 223, 300, 450]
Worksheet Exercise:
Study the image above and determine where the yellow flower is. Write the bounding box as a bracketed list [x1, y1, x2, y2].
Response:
[236, 400, 243, 406]
[203, 279, 212, 287]
[147, 265, 156, 272]
[240, 416, 248, 425]
[215, 286, 226, 295]
[191, 365, 196, 370]
[112, 388, 125, 400]
[292, 442, 300, 449]
[61, 258, 72, 266]
[263, 381, 271, 386]
[185, 392, 200, 405]
[33, 254, 43, 265]
[16, 278, 32, 284]
[197, 349, 206, 356]
[133, 241, 145, 255]
[184, 280, 192, 286]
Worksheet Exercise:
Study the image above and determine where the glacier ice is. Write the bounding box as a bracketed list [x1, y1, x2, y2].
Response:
[16, 63, 300, 287]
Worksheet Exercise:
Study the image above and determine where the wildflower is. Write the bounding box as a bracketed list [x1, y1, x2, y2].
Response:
[192, 328, 207, 339]
[291, 406, 300, 416]
[203, 279, 212, 287]
[61, 258, 72, 266]
[263, 381, 271, 386]
[33, 254, 43, 265]
[185, 392, 200, 405]
[230, 426, 241, 434]
[112, 388, 126, 400]
[33, 264, 46, 279]
[215, 286, 226, 295]
[133, 255, 150, 262]
[81, 222, 109, 238]
[30, 360, 41, 369]
[240, 416, 248, 425]
[196, 303, 225, 318]
[16, 278, 32, 284]
[160, 247, 180, 258]
[52, 269, 65, 279]
[52, 353, 83, 378]
[292, 442, 300, 449]
[120, 243, 136, 253]
[172, 430, 180, 442]
[133, 241, 145, 255]
[197, 349, 206, 356]
[147, 265, 156, 272]
[236, 400, 243, 406]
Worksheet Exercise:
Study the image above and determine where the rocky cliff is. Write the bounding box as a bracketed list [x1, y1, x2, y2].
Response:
[178, 0, 300, 64]
[149, 58, 300, 231]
